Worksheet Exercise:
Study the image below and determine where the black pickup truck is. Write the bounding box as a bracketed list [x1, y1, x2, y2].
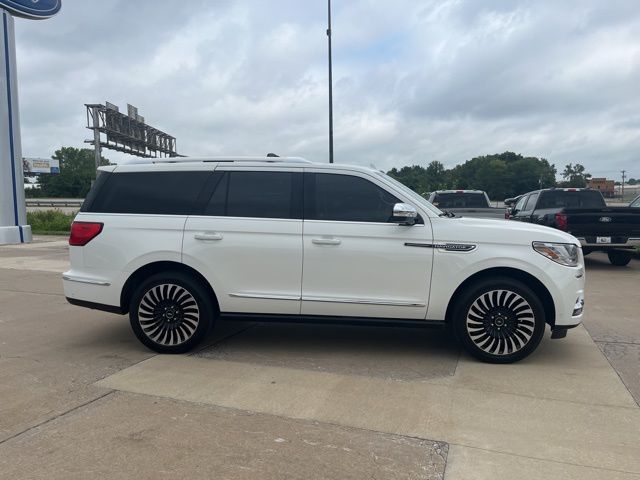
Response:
[507, 188, 640, 266]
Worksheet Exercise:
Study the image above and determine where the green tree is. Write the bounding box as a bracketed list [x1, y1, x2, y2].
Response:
[387, 165, 430, 195]
[35, 147, 110, 198]
[448, 152, 556, 200]
[560, 163, 591, 188]
[425, 160, 447, 191]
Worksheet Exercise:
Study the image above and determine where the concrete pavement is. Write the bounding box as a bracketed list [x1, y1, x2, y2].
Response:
[0, 237, 638, 479]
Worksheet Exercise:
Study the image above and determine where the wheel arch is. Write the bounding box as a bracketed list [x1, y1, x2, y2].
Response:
[120, 261, 219, 315]
[444, 267, 556, 327]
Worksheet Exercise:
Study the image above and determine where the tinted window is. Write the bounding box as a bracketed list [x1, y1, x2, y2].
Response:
[523, 193, 539, 211]
[307, 173, 400, 223]
[87, 171, 210, 215]
[537, 190, 606, 209]
[81, 171, 111, 212]
[630, 196, 640, 208]
[433, 193, 488, 208]
[205, 171, 301, 219]
[514, 195, 528, 212]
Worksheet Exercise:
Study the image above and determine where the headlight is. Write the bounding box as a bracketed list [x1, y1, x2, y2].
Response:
[532, 242, 580, 267]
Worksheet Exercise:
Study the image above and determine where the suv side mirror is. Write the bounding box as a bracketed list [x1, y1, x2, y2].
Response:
[392, 203, 418, 225]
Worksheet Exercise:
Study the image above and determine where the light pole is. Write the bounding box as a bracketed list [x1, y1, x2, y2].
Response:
[327, 0, 334, 163]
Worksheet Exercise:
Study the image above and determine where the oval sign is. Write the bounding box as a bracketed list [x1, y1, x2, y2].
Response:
[0, 0, 61, 20]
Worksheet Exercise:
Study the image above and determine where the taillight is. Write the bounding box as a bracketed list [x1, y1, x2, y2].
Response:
[69, 221, 103, 246]
[555, 213, 568, 231]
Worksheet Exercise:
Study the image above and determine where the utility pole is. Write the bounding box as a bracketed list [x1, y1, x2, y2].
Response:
[327, 0, 334, 163]
[621, 170, 626, 199]
[91, 107, 101, 171]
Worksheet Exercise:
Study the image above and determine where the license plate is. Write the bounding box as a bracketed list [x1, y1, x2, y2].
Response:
[596, 236, 611, 244]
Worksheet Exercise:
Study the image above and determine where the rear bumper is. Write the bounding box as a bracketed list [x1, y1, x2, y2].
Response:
[66, 297, 124, 314]
[63, 269, 123, 311]
[576, 237, 640, 248]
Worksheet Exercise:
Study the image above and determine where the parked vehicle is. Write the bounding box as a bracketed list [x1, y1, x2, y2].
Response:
[426, 190, 505, 219]
[508, 188, 640, 266]
[64, 157, 585, 363]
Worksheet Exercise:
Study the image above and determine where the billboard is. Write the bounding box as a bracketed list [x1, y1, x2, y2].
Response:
[22, 157, 60, 174]
[85, 102, 179, 158]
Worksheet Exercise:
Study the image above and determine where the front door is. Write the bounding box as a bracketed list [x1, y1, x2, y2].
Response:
[301, 170, 433, 320]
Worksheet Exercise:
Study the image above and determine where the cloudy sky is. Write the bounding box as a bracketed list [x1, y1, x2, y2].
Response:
[14, 0, 640, 178]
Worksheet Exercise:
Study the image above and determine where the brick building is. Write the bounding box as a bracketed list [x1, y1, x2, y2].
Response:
[587, 177, 615, 197]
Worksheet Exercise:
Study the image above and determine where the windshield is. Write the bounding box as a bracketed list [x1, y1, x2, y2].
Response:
[375, 171, 443, 215]
[537, 190, 606, 209]
[432, 192, 488, 208]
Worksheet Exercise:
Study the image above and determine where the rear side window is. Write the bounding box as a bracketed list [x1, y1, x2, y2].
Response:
[305, 173, 400, 223]
[86, 171, 210, 215]
[204, 171, 302, 219]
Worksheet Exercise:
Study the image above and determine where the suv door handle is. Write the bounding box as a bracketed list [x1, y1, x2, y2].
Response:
[194, 232, 223, 241]
[312, 237, 341, 246]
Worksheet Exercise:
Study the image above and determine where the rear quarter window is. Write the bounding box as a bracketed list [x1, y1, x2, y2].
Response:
[86, 171, 210, 215]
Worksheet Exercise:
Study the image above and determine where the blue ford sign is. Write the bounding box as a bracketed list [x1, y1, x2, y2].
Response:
[0, 0, 61, 20]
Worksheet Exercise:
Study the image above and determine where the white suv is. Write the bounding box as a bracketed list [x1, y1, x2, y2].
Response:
[63, 157, 585, 363]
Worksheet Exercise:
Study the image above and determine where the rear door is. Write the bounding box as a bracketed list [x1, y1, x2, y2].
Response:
[182, 167, 304, 315]
[300, 170, 433, 320]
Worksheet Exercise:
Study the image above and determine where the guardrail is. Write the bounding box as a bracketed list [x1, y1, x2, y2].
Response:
[26, 199, 83, 207]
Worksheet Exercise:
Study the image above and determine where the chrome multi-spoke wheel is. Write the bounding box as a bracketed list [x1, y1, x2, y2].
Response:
[138, 283, 200, 346]
[466, 289, 534, 356]
[454, 277, 545, 363]
[130, 272, 214, 353]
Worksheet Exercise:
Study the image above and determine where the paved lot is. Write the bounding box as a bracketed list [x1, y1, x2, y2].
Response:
[0, 237, 638, 479]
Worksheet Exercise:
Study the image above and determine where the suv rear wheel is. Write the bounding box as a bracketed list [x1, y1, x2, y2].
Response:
[129, 272, 214, 353]
[453, 277, 546, 363]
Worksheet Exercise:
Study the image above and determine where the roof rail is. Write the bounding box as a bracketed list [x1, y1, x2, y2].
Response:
[146, 156, 312, 164]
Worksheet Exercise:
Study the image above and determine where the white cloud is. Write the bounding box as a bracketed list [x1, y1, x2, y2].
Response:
[12, 0, 640, 178]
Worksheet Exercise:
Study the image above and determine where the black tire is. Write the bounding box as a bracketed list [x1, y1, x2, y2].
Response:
[452, 277, 546, 364]
[607, 250, 632, 267]
[129, 271, 215, 353]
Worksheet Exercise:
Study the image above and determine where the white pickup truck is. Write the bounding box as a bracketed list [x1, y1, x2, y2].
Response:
[427, 190, 506, 219]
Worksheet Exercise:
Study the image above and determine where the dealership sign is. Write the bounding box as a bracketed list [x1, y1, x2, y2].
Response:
[1, 0, 61, 244]
[0, 0, 61, 19]
[23, 157, 59, 174]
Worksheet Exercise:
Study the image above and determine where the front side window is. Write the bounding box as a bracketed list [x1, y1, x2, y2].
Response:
[514, 195, 528, 213]
[205, 171, 302, 219]
[306, 173, 400, 223]
[523, 193, 539, 212]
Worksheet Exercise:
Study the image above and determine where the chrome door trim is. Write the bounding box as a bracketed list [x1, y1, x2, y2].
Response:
[302, 295, 425, 307]
[230, 292, 425, 307]
[229, 292, 301, 301]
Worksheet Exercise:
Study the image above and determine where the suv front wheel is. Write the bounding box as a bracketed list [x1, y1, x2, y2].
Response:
[453, 277, 546, 363]
[129, 272, 214, 353]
